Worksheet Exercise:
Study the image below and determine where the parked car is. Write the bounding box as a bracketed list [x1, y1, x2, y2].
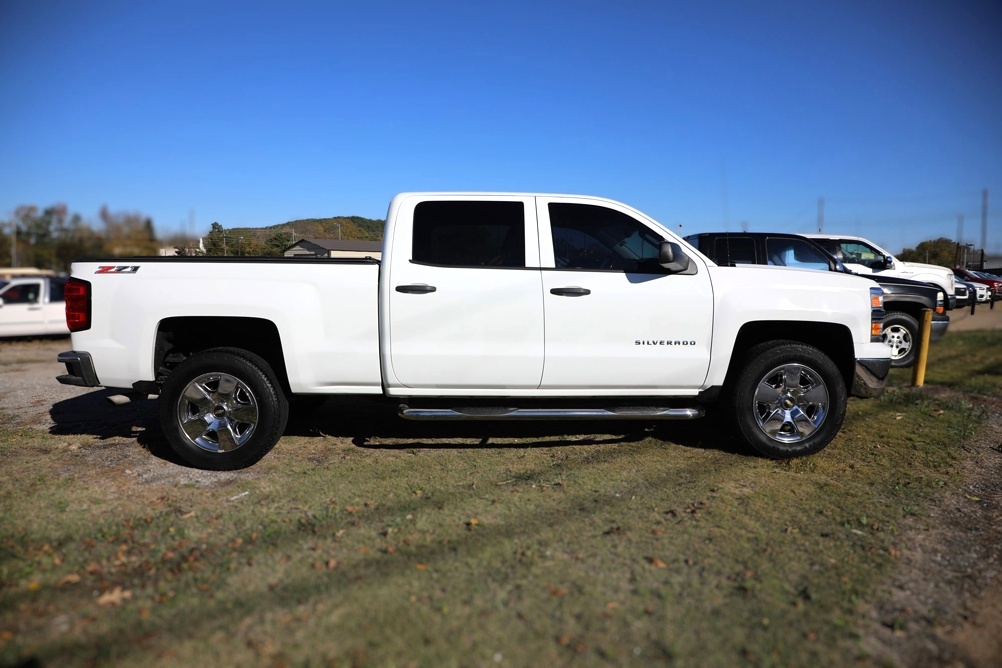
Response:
[973, 271, 1002, 303]
[683, 232, 947, 368]
[802, 234, 958, 310]
[954, 281, 971, 307]
[0, 275, 70, 338]
[954, 267, 1001, 302]
[954, 275, 990, 304]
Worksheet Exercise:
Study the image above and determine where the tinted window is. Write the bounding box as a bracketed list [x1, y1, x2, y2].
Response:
[711, 237, 755, 265]
[49, 278, 66, 302]
[549, 203, 664, 273]
[838, 241, 885, 269]
[0, 282, 41, 304]
[412, 201, 525, 268]
[837, 241, 885, 264]
[765, 238, 831, 271]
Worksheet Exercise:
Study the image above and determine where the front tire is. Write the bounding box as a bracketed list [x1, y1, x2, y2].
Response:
[880, 312, 919, 368]
[728, 341, 847, 459]
[159, 349, 289, 470]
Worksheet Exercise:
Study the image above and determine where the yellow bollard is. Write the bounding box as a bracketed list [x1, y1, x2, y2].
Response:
[911, 309, 933, 387]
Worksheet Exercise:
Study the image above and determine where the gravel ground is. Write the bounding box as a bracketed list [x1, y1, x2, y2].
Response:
[2, 313, 1001, 666]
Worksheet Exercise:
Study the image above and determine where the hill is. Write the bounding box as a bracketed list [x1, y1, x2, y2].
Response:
[227, 215, 385, 244]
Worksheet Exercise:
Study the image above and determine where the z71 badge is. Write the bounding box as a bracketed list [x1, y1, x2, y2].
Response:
[96, 265, 141, 274]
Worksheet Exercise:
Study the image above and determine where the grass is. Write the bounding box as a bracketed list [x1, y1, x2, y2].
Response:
[1, 331, 999, 667]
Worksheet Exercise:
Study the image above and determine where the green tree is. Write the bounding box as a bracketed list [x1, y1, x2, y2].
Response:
[55, 213, 103, 269]
[204, 222, 227, 256]
[898, 237, 956, 268]
[263, 229, 293, 256]
[100, 206, 159, 256]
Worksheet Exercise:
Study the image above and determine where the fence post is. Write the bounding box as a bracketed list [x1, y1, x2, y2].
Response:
[911, 309, 933, 387]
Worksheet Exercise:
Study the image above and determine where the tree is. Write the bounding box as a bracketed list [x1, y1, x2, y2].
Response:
[263, 230, 293, 256]
[100, 206, 160, 256]
[898, 237, 956, 268]
[204, 222, 227, 256]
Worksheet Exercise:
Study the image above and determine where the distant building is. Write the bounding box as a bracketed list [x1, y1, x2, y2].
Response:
[283, 238, 382, 259]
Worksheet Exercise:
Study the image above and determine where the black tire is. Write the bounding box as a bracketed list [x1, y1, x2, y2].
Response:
[727, 341, 847, 459]
[880, 312, 919, 368]
[158, 348, 289, 470]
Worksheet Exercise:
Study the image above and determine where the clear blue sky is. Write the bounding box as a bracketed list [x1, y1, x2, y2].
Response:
[2, 0, 1000, 254]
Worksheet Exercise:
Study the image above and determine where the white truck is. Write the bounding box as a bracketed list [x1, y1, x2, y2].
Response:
[802, 234, 959, 310]
[57, 193, 891, 470]
[0, 274, 70, 338]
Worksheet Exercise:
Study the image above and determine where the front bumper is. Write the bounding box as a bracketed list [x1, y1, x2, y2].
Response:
[929, 314, 950, 343]
[56, 350, 101, 387]
[852, 357, 891, 399]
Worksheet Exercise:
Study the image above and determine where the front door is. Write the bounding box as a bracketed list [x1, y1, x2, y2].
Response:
[0, 280, 46, 337]
[537, 198, 714, 392]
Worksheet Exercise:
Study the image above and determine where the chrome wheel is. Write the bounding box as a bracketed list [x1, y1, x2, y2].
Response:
[752, 363, 830, 443]
[881, 323, 913, 361]
[176, 372, 259, 452]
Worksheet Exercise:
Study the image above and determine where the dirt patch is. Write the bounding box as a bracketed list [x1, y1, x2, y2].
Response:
[861, 393, 1002, 667]
[946, 301, 1002, 332]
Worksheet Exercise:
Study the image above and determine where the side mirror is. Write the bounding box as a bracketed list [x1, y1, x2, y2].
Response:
[884, 256, 894, 269]
[659, 241, 691, 274]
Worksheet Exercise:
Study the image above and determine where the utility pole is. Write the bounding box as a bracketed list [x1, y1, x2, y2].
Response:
[957, 214, 964, 244]
[817, 197, 825, 233]
[9, 221, 15, 267]
[981, 188, 989, 258]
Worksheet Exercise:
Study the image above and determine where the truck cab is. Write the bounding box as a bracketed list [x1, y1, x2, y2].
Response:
[0, 275, 69, 338]
[802, 234, 958, 310]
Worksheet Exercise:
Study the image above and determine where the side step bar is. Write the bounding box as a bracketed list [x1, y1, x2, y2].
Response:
[399, 406, 704, 420]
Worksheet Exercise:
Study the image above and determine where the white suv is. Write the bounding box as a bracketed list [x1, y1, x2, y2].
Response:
[803, 234, 958, 310]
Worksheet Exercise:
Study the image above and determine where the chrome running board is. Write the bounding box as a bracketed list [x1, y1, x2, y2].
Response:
[399, 406, 704, 420]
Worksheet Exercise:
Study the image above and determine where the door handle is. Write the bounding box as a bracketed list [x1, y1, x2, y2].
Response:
[550, 287, 591, 297]
[395, 284, 437, 294]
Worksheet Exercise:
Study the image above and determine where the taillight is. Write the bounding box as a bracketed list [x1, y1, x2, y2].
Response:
[65, 277, 91, 332]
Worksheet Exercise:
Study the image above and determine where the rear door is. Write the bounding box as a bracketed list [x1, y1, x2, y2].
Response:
[537, 197, 714, 392]
[384, 196, 545, 390]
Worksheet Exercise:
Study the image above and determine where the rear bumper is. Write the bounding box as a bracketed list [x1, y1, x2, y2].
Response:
[852, 357, 891, 399]
[56, 350, 101, 387]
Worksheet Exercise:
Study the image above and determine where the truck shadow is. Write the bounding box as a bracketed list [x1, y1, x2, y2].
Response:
[288, 396, 733, 453]
[47, 393, 742, 466]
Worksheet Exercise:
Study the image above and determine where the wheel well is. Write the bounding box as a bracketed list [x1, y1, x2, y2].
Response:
[882, 303, 923, 321]
[154, 317, 289, 391]
[728, 321, 855, 390]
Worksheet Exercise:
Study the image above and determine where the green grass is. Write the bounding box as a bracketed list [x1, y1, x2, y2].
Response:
[2, 331, 999, 667]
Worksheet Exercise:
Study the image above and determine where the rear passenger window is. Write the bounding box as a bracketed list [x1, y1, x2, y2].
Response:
[412, 201, 525, 268]
[49, 279, 66, 302]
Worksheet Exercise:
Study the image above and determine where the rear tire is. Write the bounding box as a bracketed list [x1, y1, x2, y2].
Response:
[727, 341, 846, 459]
[159, 348, 289, 470]
[880, 312, 919, 368]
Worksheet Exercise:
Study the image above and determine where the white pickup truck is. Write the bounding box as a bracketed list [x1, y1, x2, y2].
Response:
[57, 193, 891, 470]
[0, 274, 69, 338]
[803, 234, 959, 310]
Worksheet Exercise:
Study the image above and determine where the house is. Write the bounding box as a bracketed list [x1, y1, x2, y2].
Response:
[283, 238, 382, 259]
